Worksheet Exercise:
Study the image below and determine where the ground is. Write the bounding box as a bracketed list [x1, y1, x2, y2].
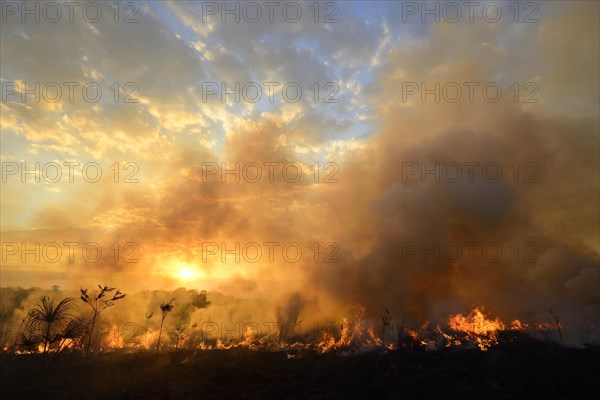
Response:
[1, 337, 598, 399]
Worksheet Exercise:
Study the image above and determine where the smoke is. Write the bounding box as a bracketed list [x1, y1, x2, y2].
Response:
[276, 293, 309, 339]
[303, 4, 600, 337]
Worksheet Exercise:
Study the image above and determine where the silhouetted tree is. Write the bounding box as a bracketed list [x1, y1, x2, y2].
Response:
[80, 284, 126, 361]
[156, 298, 174, 353]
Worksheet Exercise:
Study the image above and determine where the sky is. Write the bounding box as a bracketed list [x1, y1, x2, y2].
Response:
[0, 1, 598, 328]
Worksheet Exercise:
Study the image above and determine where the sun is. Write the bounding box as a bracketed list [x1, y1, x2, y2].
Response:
[178, 267, 194, 280]
[174, 264, 201, 282]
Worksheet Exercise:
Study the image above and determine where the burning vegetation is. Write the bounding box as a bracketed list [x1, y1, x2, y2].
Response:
[1, 286, 594, 358]
[0, 286, 598, 400]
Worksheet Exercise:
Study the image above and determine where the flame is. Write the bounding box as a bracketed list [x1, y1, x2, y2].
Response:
[313, 307, 384, 353]
[139, 329, 160, 350]
[448, 307, 506, 335]
[510, 319, 526, 330]
[102, 324, 125, 350]
[197, 341, 213, 350]
[447, 307, 505, 351]
[214, 325, 266, 350]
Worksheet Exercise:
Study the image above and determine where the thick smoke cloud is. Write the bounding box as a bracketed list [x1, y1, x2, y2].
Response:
[304, 3, 599, 336]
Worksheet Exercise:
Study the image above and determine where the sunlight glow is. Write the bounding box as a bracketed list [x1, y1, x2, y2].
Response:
[175, 264, 201, 282]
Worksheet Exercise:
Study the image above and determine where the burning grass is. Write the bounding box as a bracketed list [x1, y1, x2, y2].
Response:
[5, 304, 591, 356]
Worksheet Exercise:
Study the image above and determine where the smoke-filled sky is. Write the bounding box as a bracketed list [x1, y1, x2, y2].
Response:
[1, 1, 598, 326]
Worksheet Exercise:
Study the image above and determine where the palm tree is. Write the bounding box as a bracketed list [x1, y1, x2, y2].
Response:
[54, 317, 86, 352]
[156, 299, 175, 353]
[27, 296, 78, 355]
[17, 296, 84, 368]
[80, 284, 126, 361]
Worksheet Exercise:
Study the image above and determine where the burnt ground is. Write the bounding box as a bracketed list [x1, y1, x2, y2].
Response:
[1, 336, 598, 400]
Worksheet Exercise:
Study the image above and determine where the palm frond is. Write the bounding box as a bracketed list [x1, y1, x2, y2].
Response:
[28, 296, 78, 331]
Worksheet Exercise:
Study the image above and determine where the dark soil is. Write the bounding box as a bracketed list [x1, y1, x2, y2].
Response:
[1, 336, 598, 400]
